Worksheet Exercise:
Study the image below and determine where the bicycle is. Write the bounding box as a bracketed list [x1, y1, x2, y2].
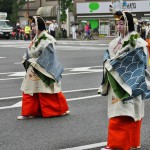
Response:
[81, 29, 99, 40]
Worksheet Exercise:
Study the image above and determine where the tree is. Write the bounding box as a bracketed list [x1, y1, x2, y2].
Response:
[10, 0, 26, 25]
[0, 0, 26, 25]
[0, 0, 13, 16]
[56, 0, 72, 38]
[60, 0, 72, 22]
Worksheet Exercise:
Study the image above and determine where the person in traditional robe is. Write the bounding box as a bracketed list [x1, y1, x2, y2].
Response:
[99, 10, 150, 150]
[17, 16, 69, 120]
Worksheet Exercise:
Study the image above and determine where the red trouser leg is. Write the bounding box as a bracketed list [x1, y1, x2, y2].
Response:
[39, 92, 69, 117]
[130, 119, 142, 148]
[22, 93, 42, 116]
[107, 116, 141, 150]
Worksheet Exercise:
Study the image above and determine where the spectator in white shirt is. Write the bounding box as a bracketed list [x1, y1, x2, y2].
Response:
[48, 20, 56, 38]
[145, 22, 150, 39]
[71, 24, 77, 39]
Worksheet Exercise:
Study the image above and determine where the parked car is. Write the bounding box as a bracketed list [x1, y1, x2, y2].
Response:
[0, 12, 13, 39]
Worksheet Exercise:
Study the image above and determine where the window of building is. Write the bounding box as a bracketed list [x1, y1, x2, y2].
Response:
[99, 19, 116, 36]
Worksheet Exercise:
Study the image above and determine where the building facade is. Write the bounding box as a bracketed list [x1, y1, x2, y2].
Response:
[18, 0, 58, 27]
[74, 0, 150, 36]
[18, 0, 150, 36]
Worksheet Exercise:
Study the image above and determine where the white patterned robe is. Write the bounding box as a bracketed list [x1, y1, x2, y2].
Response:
[21, 31, 62, 94]
[99, 31, 148, 121]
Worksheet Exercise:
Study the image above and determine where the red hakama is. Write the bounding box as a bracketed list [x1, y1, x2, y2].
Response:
[107, 116, 142, 150]
[21, 92, 69, 117]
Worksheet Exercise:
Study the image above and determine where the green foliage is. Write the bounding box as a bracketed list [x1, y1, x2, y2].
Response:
[122, 34, 140, 48]
[60, 12, 67, 22]
[0, 0, 13, 16]
[35, 34, 47, 47]
[0, 0, 26, 25]
[60, 0, 72, 22]
[68, 2, 74, 12]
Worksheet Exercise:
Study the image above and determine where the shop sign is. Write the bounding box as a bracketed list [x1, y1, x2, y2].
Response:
[123, 2, 136, 9]
[112, 1, 137, 10]
[76, 1, 150, 14]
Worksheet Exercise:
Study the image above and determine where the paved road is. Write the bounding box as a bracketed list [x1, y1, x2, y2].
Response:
[0, 39, 150, 150]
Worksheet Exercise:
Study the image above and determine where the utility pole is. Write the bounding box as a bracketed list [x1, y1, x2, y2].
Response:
[27, 0, 29, 16]
[57, 0, 61, 28]
[66, 8, 70, 37]
[40, 0, 42, 7]
[57, 0, 61, 38]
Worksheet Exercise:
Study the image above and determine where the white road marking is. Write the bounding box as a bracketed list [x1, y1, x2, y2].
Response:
[0, 87, 99, 101]
[0, 94, 101, 110]
[0, 41, 108, 50]
[0, 40, 108, 45]
[0, 56, 6, 58]
[0, 66, 103, 80]
[64, 66, 103, 70]
[0, 72, 17, 74]
[0, 87, 100, 109]
[0, 77, 24, 81]
[0, 45, 26, 48]
[60, 142, 107, 150]
[0, 96, 22, 100]
[63, 71, 102, 76]
[0, 41, 30, 44]
[67, 95, 101, 101]
[64, 87, 98, 93]
[55, 46, 105, 51]
[8, 72, 25, 77]
[57, 42, 108, 46]
[71, 67, 101, 72]
[0, 71, 102, 80]
[14, 62, 22, 64]
[8, 71, 94, 77]
[0, 101, 22, 110]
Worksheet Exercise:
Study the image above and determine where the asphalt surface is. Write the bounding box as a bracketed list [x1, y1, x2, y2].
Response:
[0, 38, 150, 150]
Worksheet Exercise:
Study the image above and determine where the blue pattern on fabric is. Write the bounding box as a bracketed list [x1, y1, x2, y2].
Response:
[103, 50, 110, 62]
[110, 47, 150, 100]
[36, 43, 64, 81]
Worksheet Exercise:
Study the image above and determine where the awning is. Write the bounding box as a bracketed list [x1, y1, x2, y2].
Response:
[36, 6, 57, 17]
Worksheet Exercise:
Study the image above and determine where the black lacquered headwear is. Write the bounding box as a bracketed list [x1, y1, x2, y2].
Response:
[114, 11, 135, 32]
[28, 16, 46, 32]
